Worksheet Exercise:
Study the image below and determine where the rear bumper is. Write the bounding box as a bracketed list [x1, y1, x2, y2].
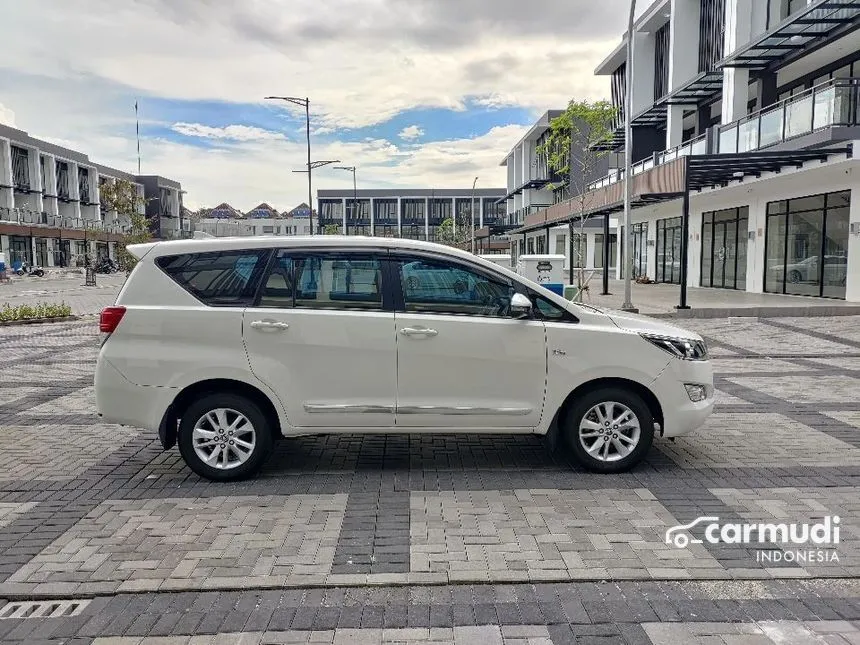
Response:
[651, 358, 714, 438]
[95, 357, 177, 432]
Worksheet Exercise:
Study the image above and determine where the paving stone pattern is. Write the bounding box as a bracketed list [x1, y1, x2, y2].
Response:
[0, 316, 859, 641]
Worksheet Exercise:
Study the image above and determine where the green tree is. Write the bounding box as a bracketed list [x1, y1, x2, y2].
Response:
[323, 224, 341, 235]
[99, 179, 151, 271]
[536, 99, 617, 301]
[436, 216, 470, 247]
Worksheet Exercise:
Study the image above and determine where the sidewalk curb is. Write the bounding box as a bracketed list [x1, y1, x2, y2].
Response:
[0, 315, 80, 327]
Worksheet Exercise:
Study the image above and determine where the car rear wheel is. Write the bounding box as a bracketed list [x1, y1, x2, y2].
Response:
[788, 269, 802, 283]
[178, 393, 273, 481]
[564, 388, 654, 473]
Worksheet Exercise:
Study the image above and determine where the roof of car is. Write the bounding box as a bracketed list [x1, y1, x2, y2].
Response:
[128, 235, 486, 265]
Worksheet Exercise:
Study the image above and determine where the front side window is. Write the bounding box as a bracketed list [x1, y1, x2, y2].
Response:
[157, 249, 270, 306]
[397, 257, 514, 317]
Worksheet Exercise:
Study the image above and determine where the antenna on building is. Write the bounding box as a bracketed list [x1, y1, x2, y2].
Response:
[135, 100, 141, 175]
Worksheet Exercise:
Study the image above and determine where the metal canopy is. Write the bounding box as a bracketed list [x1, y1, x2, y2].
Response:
[591, 71, 723, 151]
[719, 0, 860, 69]
[494, 178, 552, 204]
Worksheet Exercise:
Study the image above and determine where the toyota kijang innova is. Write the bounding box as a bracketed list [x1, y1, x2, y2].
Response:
[96, 236, 713, 481]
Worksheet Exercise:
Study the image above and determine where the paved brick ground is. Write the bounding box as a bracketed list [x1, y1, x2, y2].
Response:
[0, 315, 858, 642]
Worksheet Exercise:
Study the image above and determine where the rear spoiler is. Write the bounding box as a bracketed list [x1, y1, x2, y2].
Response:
[126, 242, 159, 260]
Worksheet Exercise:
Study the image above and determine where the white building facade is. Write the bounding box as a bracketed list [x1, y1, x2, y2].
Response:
[0, 124, 185, 267]
[514, 0, 860, 302]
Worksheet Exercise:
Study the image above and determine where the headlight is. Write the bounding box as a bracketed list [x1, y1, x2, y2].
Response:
[640, 334, 709, 360]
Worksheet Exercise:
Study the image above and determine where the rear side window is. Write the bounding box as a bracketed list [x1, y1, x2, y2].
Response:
[156, 249, 270, 306]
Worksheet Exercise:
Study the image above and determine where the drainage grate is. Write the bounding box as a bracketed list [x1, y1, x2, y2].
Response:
[0, 599, 91, 619]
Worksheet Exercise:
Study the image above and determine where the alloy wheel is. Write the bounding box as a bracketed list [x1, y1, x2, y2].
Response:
[192, 408, 257, 470]
[578, 401, 641, 462]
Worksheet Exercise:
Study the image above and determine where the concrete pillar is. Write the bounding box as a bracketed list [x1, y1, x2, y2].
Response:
[425, 197, 430, 240]
[396, 197, 402, 237]
[668, 0, 700, 93]
[688, 210, 703, 288]
[0, 138, 13, 210]
[631, 30, 656, 116]
[667, 105, 688, 148]
[646, 218, 658, 281]
[341, 198, 347, 231]
[42, 155, 58, 217]
[27, 145, 43, 213]
[369, 197, 375, 236]
[722, 0, 754, 124]
[68, 162, 81, 220]
[846, 184, 860, 302]
[748, 193, 768, 294]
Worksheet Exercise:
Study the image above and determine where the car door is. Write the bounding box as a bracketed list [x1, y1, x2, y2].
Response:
[391, 252, 547, 429]
[243, 249, 396, 429]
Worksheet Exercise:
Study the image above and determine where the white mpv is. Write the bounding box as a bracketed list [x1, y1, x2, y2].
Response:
[95, 237, 713, 481]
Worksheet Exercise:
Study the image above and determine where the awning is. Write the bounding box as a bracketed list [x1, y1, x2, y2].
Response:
[719, 0, 860, 69]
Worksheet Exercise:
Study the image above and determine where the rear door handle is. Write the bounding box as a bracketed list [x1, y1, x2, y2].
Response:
[250, 320, 290, 331]
[400, 327, 438, 337]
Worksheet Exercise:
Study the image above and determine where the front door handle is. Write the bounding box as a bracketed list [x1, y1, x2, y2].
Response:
[400, 327, 438, 337]
[250, 320, 290, 331]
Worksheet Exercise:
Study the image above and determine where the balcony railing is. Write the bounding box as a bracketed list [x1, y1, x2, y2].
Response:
[0, 207, 128, 235]
[718, 77, 860, 153]
[585, 134, 707, 192]
[504, 205, 549, 227]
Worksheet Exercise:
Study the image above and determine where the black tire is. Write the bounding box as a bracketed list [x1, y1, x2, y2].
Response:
[788, 269, 802, 283]
[178, 392, 273, 481]
[563, 387, 654, 473]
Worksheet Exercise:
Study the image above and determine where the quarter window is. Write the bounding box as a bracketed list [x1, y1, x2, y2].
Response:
[156, 249, 270, 306]
[397, 257, 514, 317]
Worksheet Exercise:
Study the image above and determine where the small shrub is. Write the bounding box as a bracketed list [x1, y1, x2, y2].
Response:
[0, 301, 72, 323]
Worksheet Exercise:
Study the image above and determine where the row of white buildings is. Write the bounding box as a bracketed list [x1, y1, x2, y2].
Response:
[498, 0, 860, 302]
[0, 123, 185, 268]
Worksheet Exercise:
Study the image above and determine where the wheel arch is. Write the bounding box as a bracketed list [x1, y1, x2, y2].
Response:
[551, 377, 664, 438]
[158, 378, 283, 449]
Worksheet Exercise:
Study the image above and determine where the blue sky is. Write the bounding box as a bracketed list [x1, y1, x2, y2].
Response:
[0, 0, 621, 209]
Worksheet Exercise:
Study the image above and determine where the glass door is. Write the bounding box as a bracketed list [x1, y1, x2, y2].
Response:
[713, 222, 727, 287]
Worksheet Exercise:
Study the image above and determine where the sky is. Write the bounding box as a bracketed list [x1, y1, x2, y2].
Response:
[0, 0, 638, 211]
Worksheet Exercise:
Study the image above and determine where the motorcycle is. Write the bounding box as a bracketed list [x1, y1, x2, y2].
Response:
[95, 258, 119, 274]
[13, 261, 44, 278]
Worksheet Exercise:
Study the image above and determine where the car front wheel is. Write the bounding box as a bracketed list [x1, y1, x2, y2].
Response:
[178, 393, 273, 481]
[564, 388, 654, 473]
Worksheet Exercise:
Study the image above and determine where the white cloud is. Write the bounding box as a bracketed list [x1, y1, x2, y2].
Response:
[399, 125, 424, 141]
[0, 1, 616, 130]
[171, 122, 287, 142]
[0, 102, 15, 127]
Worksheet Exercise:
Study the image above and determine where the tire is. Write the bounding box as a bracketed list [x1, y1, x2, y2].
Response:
[177, 392, 273, 481]
[563, 387, 654, 473]
[788, 269, 802, 283]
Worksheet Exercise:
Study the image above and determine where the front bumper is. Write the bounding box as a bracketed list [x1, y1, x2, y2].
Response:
[650, 358, 714, 438]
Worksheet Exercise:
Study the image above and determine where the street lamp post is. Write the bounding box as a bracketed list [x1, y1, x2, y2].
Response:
[290, 160, 340, 233]
[265, 96, 316, 234]
[333, 166, 357, 234]
[620, 0, 638, 312]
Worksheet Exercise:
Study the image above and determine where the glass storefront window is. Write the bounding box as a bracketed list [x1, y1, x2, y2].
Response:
[823, 207, 849, 299]
[656, 217, 682, 284]
[765, 190, 851, 299]
[701, 213, 713, 288]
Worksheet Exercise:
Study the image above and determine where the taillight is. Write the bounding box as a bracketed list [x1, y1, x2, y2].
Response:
[99, 306, 126, 333]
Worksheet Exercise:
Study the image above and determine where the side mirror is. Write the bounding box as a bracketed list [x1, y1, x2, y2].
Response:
[510, 292, 532, 318]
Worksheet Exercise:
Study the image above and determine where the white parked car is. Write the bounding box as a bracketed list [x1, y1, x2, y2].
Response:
[95, 237, 714, 481]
